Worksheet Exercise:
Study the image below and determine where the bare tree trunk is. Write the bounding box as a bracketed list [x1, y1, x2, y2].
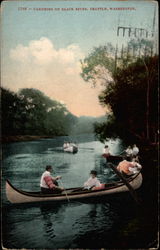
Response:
[143, 59, 150, 141]
[146, 77, 150, 140]
[114, 44, 118, 73]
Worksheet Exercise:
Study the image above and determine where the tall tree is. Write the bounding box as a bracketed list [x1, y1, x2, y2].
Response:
[81, 42, 158, 144]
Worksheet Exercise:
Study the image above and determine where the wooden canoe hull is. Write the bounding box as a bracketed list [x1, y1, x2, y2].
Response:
[103, 154, 123, 162]
[6, 173, 142, 204]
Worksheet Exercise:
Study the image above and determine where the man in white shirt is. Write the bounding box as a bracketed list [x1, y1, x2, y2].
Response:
[40, 165, 63, 194]
[84, 170, 101, 190]
[125, 146, 133, 156]
[132, 144, 139, 156]
[103, 145, 110, 156]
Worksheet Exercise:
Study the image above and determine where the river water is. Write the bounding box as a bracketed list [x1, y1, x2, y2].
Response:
[1, 134, 153, 248]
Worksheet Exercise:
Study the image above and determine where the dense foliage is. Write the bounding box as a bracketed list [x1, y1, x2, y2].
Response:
[81, 42, 158, 145]
[98, 56, 158, 143]
[80, 43, 115, 86]
[1, 88, 78, 136]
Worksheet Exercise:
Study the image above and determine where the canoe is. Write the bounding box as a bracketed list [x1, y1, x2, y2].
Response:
[102, 154, 123, 162]
[6, 173, 142, 204]
[63, 145, 78, 153]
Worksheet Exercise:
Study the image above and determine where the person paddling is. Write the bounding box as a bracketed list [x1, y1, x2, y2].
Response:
[40, 165, 64, 194]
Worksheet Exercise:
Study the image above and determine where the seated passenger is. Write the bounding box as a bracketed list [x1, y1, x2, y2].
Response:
[66, 142, 70, 148]
[132, 144, 139, 160]
[40, 165, 64, 194]
[125, 146, 133, 156]
[130, 158, 142, 173]
[84, 170, 102, 190]
[102, 145, 111, 158]
[117, 159, 142, 176]
[63, 141, 67, 149]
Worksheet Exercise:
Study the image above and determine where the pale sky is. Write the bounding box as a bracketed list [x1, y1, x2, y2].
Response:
[1, 0, 158, 116]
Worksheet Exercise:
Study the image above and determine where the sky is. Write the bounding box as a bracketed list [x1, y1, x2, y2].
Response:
[1, 0, 158, 117]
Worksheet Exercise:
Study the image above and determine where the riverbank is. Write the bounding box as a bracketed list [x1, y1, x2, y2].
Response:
[1, 135, 54, 143]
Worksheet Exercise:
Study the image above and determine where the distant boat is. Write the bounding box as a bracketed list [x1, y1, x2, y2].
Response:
[63, 144, 78, 154]
[6, 173, 142, 204]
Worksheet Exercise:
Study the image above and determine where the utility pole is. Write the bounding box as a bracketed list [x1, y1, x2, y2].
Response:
[117, 26, 151, 39]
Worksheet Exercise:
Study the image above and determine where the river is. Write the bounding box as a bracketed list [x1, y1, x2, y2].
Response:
[1, 134, 156, 248]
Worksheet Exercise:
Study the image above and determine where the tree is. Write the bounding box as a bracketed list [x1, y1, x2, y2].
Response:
[1, 88, 28, 135]
[18, 88, 78, 136]
[80, 44, 115, 86]
[98, 56, 158, 144]
[80, 42, 158, 145]
[1, 87, 78, 137]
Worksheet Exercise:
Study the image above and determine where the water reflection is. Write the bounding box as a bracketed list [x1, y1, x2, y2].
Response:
[40, 204, 65, 240]
[38, 200, 117, 248]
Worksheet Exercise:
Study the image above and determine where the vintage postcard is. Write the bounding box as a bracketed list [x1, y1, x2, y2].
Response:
[1, 0, 158, 249]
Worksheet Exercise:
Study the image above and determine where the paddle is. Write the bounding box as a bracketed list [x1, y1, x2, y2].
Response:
[59, 179, 70, 202]
[117, 150, 125, 156]
[107, 162, 141, 205]
[79, 147, 94, 150]
[52, 170, 70, 202]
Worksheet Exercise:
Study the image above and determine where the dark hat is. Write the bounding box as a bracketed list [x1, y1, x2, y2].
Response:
[46, 165, 53, 171]
[90, 170, 97, 176]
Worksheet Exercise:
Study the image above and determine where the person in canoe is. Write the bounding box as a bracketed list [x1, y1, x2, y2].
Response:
[117, 159, 142, 177]
[83, 170, 105, 190]
[131, 157, 142, 173]
[102, 145, 111, 163]
[125, 145, 133, 160]
[40, 165, 64, 194]
[102, 145, 111, 157]
[63, 141, 68, 149]
[132, 144, 139, 160]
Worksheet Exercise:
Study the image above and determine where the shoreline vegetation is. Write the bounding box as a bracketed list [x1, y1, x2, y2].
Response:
[1, 135, 54, 143]
[1, 88, 106, 143]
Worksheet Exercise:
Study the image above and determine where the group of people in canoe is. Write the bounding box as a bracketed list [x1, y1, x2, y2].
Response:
[103, 144, 139, 161]
[39, 142, 141, 195]
[40, 143, 142, 194]
[63, 141, 77, 148]
[102, 144, 142, 176]
[40, 166, 106, 194]
[116, 158, 142, 176]
[63, 141, 78, 153]
[125, 144, 139, 160]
